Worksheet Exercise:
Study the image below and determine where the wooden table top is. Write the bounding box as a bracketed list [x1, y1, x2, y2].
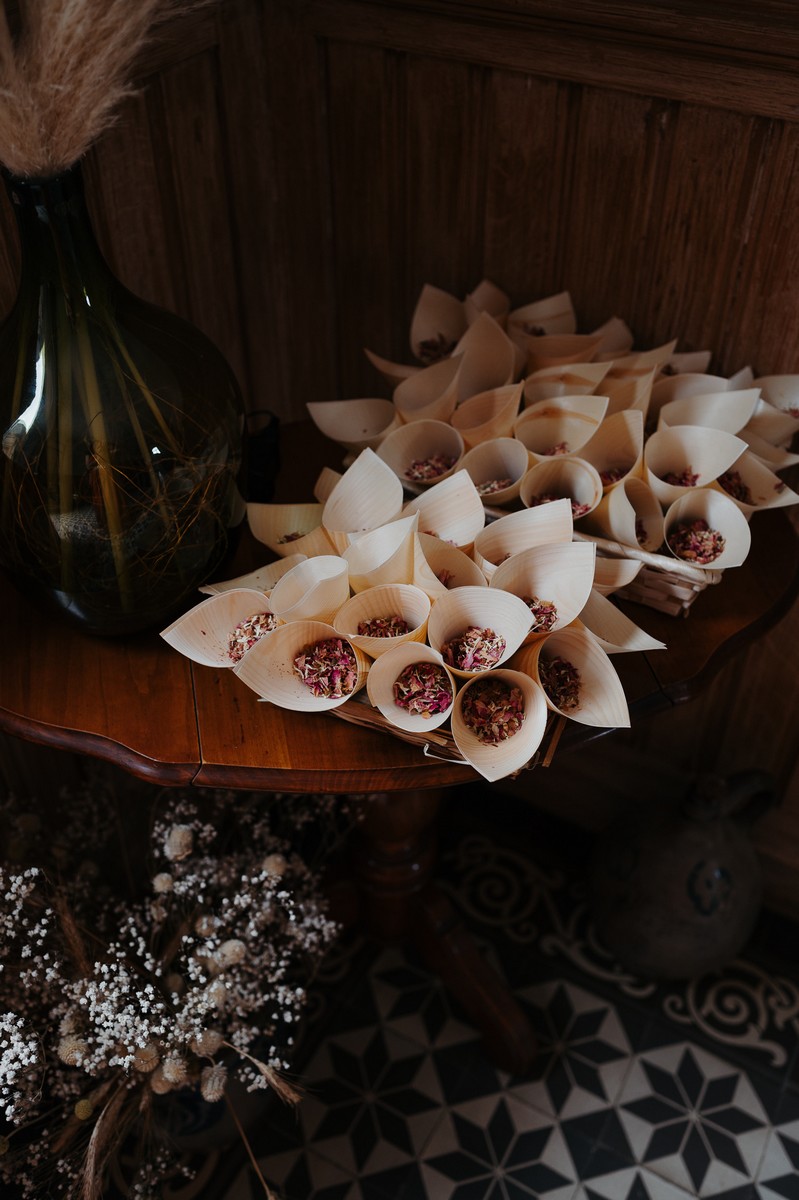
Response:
[1, 421, 797, 792]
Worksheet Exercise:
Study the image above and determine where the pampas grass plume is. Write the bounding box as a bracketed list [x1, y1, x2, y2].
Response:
[0, 0, 203, 177]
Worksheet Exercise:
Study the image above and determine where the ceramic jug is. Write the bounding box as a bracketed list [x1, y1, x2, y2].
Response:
[589, 768, 776, 979]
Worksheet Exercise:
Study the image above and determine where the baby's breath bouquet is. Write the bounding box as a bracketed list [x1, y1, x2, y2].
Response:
[0, 777, 343, 1199]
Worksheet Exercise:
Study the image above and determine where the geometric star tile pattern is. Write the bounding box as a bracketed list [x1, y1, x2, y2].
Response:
[205, 791, 799, 1200]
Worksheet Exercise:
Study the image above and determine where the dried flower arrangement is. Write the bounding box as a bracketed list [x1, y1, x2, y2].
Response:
[0, 772, 344, 1199]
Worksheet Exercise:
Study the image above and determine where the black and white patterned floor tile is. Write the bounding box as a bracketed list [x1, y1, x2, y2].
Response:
[219, 799, 799, 1200]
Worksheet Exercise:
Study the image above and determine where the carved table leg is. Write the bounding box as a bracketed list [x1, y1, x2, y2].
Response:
[328, 788, 538, 1075]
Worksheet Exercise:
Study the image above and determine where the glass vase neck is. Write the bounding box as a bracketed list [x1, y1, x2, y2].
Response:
[3, 163, 111, 299]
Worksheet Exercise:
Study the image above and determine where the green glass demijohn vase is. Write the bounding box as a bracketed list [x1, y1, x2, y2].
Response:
[0, 164, 245, 636]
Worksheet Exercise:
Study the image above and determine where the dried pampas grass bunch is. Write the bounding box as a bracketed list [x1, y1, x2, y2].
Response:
[0, 0, 197, 178]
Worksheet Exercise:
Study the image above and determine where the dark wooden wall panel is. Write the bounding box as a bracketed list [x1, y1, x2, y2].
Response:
[3, 0, 799, 414]
[481, 74, 571, 300]
[404, 57, 487, 302]
[83, 93, 181, 315]
[325, 42, 408, 392]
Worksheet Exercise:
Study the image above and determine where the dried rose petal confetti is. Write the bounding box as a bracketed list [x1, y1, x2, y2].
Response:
[539, 655, 581, 712]
[667, 518, 725, 563]
[461, 677, 526, 744]
[521, 596, 558, 632]
[392, 662, 453, 717]
[542, 441, 569, 456]
[661, 466, 699, 487]
[600, 466, 626, 485]
[278, 530, 304, 543]
[718, 470, 753, 505]
[441, 625, 506, 672]
[407, 454, 457, 482]
[357, 614, 410, 638]
[227, 611, 277, 663]
[437, 567, 455, 587]
[635, 517, 648, 545]
[293, 637, 358, 698]
[526, 492, 590, 519]
[476, 477, 513, 495]
[418, 332, 457, 365]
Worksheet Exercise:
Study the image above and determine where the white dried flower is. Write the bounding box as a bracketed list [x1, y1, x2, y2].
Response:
[200, 1062, 227, 1103]
[161, 1056, 188, 1085]
[152, 873, 173, 894]
[217, 939, 246, 968]
[261, 853, 287, 877]
[164, 825, 193, 861]
[57, 1035, 89, 1066]
[191, 1029, 224, 1056]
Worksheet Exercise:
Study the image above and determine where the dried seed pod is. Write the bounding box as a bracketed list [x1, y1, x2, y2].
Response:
[200, 1063, 228, 1103]
[205, 979, 228, 1009]
[149, 1066, 174, 1095]
[74, 1099, 94, 1120]
[132, 1043, 160, 1074]
[261, 853, 287, 878]
[161, 1056, 188, 1085]
[59, 1011, 81, 1036]
[152, 872, 173, 894]
[164, 824, 193, 861]
[57, 1035, 89, 1066]
[217, 939, 246, 968]
[191, 1029, 224, 1056]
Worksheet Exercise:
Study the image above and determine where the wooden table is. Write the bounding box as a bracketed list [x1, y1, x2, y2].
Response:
[2, 420, 797, 1072]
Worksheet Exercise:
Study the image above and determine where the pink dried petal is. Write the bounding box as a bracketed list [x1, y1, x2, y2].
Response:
[667, 518, 725, 563]
[227, 612, 277, 663]
[539, 655, 581, 712]
[476, 477, 513, 496]
[406, 454, 457, 482]
[661, 466, 699, 487]
[357, 614, 410, 638]
[527, 492, 590, 519]
[600, 466, 626, 485]
[521, 596, 558, 632]
[718, 470, 753, 505]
